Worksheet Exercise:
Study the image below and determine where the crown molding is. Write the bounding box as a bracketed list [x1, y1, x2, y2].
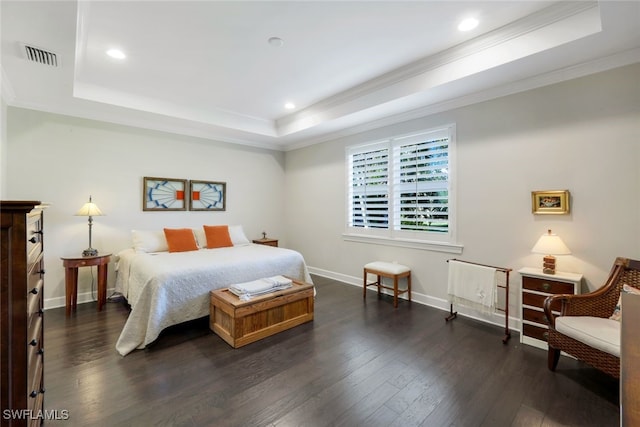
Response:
[284, 48, 640, 152]
[6, 97, 282, 152]
[277, 1, 599, 134]
[8, 48, 636, 154]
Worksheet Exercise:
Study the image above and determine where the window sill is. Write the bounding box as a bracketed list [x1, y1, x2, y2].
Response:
[342, 233, 463, 254]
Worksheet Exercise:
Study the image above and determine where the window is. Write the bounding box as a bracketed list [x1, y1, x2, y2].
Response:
[348, 142, 390, 230]
[346, 125, 458, 250]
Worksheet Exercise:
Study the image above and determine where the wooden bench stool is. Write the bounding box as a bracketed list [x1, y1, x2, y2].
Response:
[363, 261, 411, 308]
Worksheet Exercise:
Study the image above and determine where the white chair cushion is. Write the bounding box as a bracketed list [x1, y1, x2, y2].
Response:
[555, 316, 620, 357]
[364, 261, 410, 275]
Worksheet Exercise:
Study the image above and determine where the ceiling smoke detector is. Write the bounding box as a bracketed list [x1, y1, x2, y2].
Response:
[22, 43, 59, 67]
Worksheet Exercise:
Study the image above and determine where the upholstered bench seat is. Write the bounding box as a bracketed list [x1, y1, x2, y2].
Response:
[363, 261, 411, 308]
[555, 316, 620, 357]
[364, 261, 410, 275]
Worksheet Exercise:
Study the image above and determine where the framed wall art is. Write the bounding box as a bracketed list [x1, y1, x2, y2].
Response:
[143, 177, 188, 211]
[531, 190, 570, 215]
[189, 180, 226, 211]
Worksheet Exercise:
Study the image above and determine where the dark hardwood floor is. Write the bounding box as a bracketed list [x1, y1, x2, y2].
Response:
[43, 275, 619, 426]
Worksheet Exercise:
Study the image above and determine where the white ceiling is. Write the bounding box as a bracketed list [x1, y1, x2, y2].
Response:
[2, 1, 639, 151]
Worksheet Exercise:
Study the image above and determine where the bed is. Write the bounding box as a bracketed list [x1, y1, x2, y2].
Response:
[114, 227, 312, 356]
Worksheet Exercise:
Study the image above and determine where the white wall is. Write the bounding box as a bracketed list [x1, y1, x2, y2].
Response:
[5, 64, 640, 325]
[6, 109, 286, 308]
[284, 64, 640, 326]
[1, 95, 7, 197]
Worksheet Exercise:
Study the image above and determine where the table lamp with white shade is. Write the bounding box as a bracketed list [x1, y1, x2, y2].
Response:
[531, 229, 571, 274]
[75, 195, 104, 257]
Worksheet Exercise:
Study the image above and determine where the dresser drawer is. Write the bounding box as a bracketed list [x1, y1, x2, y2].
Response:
[523, 307, 551, 326]
[28, 251, 43, 275]
[26, 212, 43, 264]
[27, 316, 43, 368]
[523, 323, 550, 342]
[522, 291, 562, 311]
[27, 328, 44, 409]
[30, 389, 45, 427]
[28, 354, 43, 405]
[27, 260, 43, 291]
[29, 389, 45, 427]
[27, 350, 43, 397]
[27, 242, 43, 269]
[27, 208, 43, 233]
[27, 278, 44, 329]
[522, 276, 573, 294]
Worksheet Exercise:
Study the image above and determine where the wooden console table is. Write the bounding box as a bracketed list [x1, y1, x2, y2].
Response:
[61, 253, 111, 316]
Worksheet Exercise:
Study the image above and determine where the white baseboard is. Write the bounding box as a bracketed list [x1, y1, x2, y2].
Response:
[46, 267, 521, 335]
[308, 266, 521, 333]
[44, 287, 117, 311]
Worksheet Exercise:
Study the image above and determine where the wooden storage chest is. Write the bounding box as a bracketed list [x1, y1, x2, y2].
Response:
[210, 279, 314, 348]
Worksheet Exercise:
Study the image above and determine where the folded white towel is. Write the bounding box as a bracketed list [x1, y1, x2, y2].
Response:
[228, 275, 293, 299]
[447, 260, 497, 314]
[261, 275, 293, 287]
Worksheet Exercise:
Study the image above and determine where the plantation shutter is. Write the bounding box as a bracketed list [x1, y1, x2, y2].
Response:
[392, 130, 450, 233]
[348, 143, 389, 229]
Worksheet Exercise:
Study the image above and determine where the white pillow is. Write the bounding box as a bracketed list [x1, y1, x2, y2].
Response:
[229, 225, 250, 246]
[132, 229, 169, 253]
[132, 226, 249, 251]
[193, 228, 207, 248]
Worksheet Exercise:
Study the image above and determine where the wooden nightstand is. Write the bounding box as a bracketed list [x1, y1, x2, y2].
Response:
[519, 267, 582, 349]
[252, 238, 278, 247]
[61, 253, 111, 316]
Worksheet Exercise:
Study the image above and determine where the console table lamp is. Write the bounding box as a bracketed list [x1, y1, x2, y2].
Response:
[531, 229, 571, 274]
[75, 195, 104, 257]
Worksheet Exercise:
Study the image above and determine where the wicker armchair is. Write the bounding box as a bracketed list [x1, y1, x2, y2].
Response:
[543, 257, 640, 378]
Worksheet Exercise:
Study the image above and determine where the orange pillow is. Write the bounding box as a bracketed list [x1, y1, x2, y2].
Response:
[163, 228, 198, 253]
[203, 225, 233, 249]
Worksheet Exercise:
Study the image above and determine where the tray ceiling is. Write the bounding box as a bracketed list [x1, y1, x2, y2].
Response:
[2, 1, 639, 150]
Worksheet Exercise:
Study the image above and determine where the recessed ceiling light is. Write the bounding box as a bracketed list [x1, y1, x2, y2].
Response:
[458, 18, 479, 32]
[106, 48, 126, 59]
[284, 102, 295, 110]
[268, 37, 284, 48]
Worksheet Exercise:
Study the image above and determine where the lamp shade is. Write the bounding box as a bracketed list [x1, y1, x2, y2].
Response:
[531, 229, 571, 255]
[75, 200, 104, 216]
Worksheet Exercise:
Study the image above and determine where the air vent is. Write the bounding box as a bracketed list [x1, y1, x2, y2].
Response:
[23, 44, 59, 67]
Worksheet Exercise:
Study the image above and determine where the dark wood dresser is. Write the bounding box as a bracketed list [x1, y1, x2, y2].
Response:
[1, 201, 46, 426]
[519, 267, 582, 349]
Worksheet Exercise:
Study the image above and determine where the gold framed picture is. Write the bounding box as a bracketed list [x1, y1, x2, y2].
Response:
[531, 190, 570, 215]
[189, 180, 226, 211]
[143, 177, 188, 211]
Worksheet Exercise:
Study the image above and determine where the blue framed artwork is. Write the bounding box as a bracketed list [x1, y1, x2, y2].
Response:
[189, 180, 226, 211]
[143, 177, 187, 211]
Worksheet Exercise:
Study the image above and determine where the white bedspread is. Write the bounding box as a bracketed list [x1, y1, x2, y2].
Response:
[114, 244, 312, 356]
